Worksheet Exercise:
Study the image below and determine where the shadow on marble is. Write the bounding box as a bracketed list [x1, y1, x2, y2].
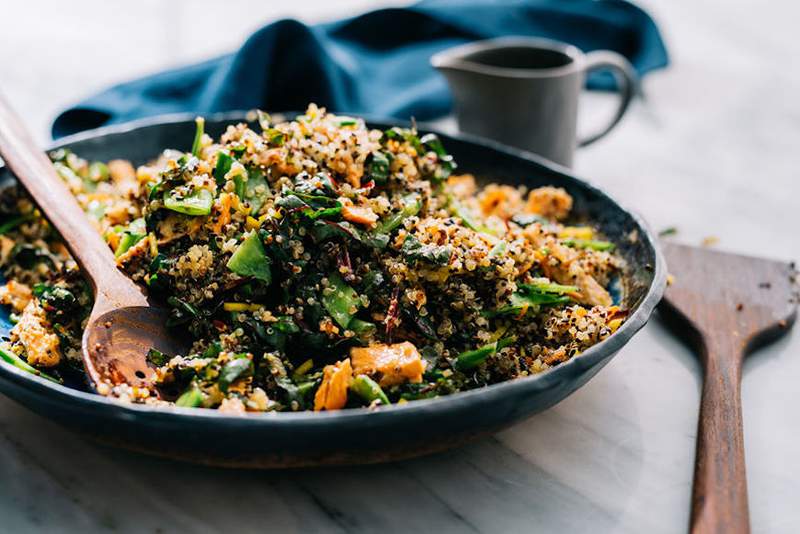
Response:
[654, 306, 798, 389]
[652, 311, 703, 391]
[741, 328, 797, 376]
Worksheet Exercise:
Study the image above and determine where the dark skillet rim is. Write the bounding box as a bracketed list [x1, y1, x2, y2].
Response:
[0, 111, 667, 426]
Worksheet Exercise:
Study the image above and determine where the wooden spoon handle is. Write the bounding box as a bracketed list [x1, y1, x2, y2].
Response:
[0, 92, 136, 301]
[691, 336, 750, 534]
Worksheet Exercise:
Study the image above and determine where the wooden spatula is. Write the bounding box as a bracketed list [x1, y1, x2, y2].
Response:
[659, 242, 798, 534]
[0, 93, 187, 392]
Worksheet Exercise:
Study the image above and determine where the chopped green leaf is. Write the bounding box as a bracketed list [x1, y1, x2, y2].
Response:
[276, 190, 342, 222]
[218, 355, 253, 392]
[361, 270, 384, 293]
[489, 240, 507, 258]
[448, 194, 495, 235]
[260, 316, 299, 353]
[256, 110, 271, 131]
[227, 232, 272, 284]
[55, 161, 96, 192]
[191, 116, 205, 157]
[348, 318, 376, 337]
[351, 374, 390, 405]
[264, 128, 286, 147]
[322, 272, 361, 328]
[214, 151, 233, 186]
[202, 341, 222, 359]
[0, 213, 35, 235]
[114, 218, 147, 257]
[488, 281, 579, 317]
[176, 385, 203, 407]
[367, 151, 393, 184]
[374, 193, 421, 235]
[659, 226, 678, 237]
[294, 172, 336, 197]
[402, 307, 438, 340]
[114, 233, 143, 257]
[455, 336, 516, 371]
[33, 284, 77, 313]
[241, 168, 269, 214]
[146, 348, 170, 367]
[420, 133, 456, 180]
[511, 213, 549, 227]
[304, 205, 342, 221]
[400, 235, 452, 265]
[166, 296, 201, 327]
[88, 161, 109, 182]
[163, 188, 213, 216]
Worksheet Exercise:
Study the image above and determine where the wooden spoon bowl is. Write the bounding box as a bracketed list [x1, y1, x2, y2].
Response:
[83, 305, 186, 391]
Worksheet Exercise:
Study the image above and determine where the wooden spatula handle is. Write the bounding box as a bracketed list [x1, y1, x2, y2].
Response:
[691, 335, 750, 534]
[0, 92, 136, 302]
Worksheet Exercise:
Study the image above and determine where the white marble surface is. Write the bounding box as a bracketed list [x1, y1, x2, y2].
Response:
[1, 1, 799, 532]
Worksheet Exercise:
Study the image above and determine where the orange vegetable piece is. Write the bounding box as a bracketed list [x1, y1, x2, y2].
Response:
[525, 186, 573, 220]
[314, 358, 353, 411]
[478, 184, 523, 220]
[0, 280, 32, 313]
[341, 204, 378, 227]
[350, 341, 426, 387]
[108, 159, 139, 198]
[213, 192, 232, 234]
[13, 301, 61, 367]
[447, 174, 477, 198]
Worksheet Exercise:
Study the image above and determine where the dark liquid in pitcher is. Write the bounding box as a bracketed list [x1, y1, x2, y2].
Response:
[465, 46, 572, 70]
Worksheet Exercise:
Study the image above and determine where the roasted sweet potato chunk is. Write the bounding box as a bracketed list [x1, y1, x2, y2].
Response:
[350, 341, 426, 387]
[314, 358, 353, 411]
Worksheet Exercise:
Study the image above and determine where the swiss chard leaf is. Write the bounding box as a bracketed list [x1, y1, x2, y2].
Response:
[218, 355, 253, 392]
[511, 213, 550, 227]
[488, 281, 579, 317]
[400, 235, 452, 265]
[367, 151, 392, 184]
[227, 232, 272, 284]
[420, 133, 456, 180]
[322, 272, 361, 329]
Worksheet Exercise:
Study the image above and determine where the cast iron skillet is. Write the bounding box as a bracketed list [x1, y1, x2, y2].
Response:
[0, 113, 666, 468]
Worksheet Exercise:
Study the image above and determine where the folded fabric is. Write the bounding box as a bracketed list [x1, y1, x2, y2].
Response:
[52, 0, 668, 139]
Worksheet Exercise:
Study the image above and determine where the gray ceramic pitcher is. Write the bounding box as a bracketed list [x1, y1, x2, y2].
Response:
[432, 37, 637, 167]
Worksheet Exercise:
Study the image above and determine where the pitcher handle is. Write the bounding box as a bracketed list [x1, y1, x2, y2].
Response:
[578, 51, 638, 147]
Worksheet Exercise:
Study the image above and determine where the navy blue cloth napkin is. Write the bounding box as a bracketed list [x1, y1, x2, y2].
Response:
[52, 0, 668, 139]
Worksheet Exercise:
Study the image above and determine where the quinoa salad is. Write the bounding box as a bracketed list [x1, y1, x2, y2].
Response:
[0, 105, 627, 413]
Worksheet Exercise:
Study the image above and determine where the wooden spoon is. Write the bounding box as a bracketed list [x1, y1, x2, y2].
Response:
[659, 242, 798, 534]
[0, 94, 186, 392]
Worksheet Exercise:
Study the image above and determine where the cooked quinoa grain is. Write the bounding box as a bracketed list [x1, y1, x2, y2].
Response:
[0, 105, 627, 411]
